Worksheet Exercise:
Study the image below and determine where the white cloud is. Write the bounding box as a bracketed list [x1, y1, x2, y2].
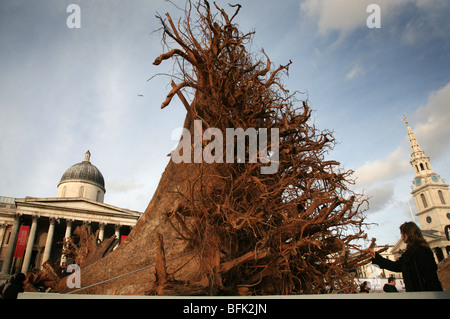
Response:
[346, 62, 365, 80]
[107, 179, 143, 193]
[300, 0, 435, 38]
[407, 82, 450, 159]
[301, 0, 368, 36]
[363, 182, 395, 212]
[355, 148, 410, 188]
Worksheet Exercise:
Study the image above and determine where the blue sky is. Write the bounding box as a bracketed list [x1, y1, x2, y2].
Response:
[1, 0, 449, 246]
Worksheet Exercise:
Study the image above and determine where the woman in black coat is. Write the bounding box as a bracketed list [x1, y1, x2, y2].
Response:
[3, 273, 26, 299]
[369, 222, 442, 292]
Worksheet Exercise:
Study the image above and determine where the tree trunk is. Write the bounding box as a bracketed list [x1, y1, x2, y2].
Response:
[68, 103, 226, 294]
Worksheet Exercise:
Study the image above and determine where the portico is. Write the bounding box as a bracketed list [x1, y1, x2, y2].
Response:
[0, 152, 141, 280]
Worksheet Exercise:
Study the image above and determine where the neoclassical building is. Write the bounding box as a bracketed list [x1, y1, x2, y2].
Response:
[0, 151, 141, 280]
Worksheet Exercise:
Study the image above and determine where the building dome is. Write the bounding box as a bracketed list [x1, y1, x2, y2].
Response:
[59, 151, 105, 190]
[57, 151, 106, 202]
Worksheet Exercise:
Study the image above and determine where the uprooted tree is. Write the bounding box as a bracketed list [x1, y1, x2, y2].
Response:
[52, 1, 374, 295]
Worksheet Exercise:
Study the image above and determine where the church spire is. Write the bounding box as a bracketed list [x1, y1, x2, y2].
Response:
[404, 116, 424, 158]
[404, 116, 432, 176]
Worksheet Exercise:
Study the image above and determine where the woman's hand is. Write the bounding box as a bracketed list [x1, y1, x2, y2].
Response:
[368, 248, 376, 258]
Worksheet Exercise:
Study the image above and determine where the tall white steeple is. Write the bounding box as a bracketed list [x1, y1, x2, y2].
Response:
[405, 116, 432, 177]
[405, 117, 450, 261]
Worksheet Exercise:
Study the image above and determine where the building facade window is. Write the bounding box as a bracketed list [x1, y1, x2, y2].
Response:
[420, 194, 428, 208]
[438, 190, 446, 204]
[5, 230, 11, 245]
[79, 186, 85, 197]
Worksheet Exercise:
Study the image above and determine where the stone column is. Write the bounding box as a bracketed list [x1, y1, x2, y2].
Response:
[1, 214, 21, 276]
[21, 216, 39, 274]
[64, 219, 73, 241]
[98, 223, 106, 242]
[41, 218, 56, 268]
[114, 224, 121, 249]
[0, 223, 7, 247]
[60, 219, 73, 266]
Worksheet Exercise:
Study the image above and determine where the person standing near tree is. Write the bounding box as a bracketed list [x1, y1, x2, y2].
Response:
[359, 281, 371, 293]
[3, 273, 26, 299]
[383, 277, 398, 292]
[369, 222, 443, 292]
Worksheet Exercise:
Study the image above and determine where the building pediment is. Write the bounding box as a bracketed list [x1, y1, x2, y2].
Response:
[14, 197, 141, 226]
